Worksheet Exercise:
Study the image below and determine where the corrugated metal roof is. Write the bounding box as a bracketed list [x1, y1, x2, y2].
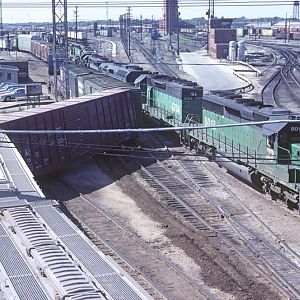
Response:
[0, 133, 152, 300]
[32, 203, 148, 300]
[4, 206, 105, 299]
[0, 223, 49, 300]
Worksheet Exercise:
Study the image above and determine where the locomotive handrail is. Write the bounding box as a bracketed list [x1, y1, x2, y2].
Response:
[278, 146, 292, 170]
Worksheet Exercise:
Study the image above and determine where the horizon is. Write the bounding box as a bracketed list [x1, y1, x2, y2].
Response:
[0, 0, 296, 24]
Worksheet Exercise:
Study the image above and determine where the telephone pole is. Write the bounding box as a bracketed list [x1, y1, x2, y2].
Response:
[177, 10, 180, 55]
[127, 6, 131, 57]
[0, 0, 3, 47]
[52, 0, 69, 101]
[74, 6, 78, 42]
[140, 15, 143, 41]
[0, 0, 2, 35]
[106, 1, 109, 28]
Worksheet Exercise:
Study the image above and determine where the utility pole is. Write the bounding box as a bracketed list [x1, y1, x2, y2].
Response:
[106, 1, 109, 29]
[285, 12, 288, 43]
[177, 11, 180, 55]
[74, 6, 78, 42]
[0, 0, 3, 49]
[0, 0, 2, 35]
[52, 0, 69, 101]
[169, 7, 172, 50]
[127, 6, 131, 57]
[211, 0, 215, 17]
[206, 0, 211, 54]
[288, 17, 291, 43]
[140, 15, 143, 41]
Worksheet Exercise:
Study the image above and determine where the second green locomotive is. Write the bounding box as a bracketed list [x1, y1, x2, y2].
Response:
[143, 75, 300, 209]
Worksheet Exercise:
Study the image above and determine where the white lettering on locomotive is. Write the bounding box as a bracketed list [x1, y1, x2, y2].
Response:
[291, 127, 300, 132]
[171, 102, 180, 114]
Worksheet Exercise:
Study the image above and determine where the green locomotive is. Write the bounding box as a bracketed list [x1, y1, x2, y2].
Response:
[143, 76, 300, 209]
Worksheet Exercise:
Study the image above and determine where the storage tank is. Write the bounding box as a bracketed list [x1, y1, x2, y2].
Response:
[237, 40, 246, 61]
[228, 41, 237, 61]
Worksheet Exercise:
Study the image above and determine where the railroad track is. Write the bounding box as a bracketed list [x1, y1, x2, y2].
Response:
[133, 37, 178, 77]
[136, 149, 300, 299]
[51, 176, 217, 300]
[260, 45, 300, 108]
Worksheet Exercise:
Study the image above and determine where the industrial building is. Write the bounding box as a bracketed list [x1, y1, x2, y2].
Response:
[0, 65, 18, 83]
[209, 18, 236, 59]
[161, 0, 179, 35]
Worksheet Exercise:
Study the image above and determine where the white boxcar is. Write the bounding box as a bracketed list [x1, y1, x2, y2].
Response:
[18, 34, 42, 52]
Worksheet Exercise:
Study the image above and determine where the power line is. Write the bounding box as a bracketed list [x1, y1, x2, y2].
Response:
[0, 139, 296, 166]
[0, 1, 294, 9]
[0, 118, 299, 134]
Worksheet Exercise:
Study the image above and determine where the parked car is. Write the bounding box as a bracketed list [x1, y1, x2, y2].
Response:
[0, 88, 26, 101]
[0, 84, 25, 93]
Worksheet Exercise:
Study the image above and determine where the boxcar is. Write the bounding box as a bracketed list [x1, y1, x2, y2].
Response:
[0, 88, 142, 177]
[18, 34, 42, 52]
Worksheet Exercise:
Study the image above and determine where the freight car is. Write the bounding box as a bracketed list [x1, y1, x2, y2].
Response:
[99, 62, 151, 83]
[17, 34, 42, 52]
[0, 88, 141, 177]
[143, 79, 300, 208]
[68, 31, 88, 42]
[275, 31, 293, 40]
[150, 28, 159, 40]
[64, 64, 133, 98]
[17, 34, 63, 75]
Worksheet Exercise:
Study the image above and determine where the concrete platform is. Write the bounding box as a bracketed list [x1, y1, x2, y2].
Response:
[180, 50, 247, 92]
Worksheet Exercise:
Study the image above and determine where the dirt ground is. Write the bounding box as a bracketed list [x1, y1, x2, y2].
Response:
[39, 133, 288, 300]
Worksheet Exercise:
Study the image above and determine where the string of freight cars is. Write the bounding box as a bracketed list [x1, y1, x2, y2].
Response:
[0, 118, 299, 135]
[1, 0, 293, 8]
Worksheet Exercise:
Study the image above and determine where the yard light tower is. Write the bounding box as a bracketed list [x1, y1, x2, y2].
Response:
[52, 0, 69, 101]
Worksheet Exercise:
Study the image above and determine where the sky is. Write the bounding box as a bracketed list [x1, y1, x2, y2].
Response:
[1, 0, 295, 24]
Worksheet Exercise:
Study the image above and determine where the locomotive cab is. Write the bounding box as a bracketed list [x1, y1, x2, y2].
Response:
[274, 122, 300, 183]
[266, 123, 300, 163]
[291, 143, 300, 167]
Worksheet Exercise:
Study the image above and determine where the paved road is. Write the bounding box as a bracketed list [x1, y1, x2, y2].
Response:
[180, 50, 246, 91]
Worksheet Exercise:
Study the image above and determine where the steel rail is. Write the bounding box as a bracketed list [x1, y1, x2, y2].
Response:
[172, 157, 300, 298]
[133, 37, 178, 77]
[259, 43, 300, 107]
[176, 158, 300, 263]
[55, 176, 217, 300]
[190, 154, 300, 267]
[139, 153, 298, 298]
